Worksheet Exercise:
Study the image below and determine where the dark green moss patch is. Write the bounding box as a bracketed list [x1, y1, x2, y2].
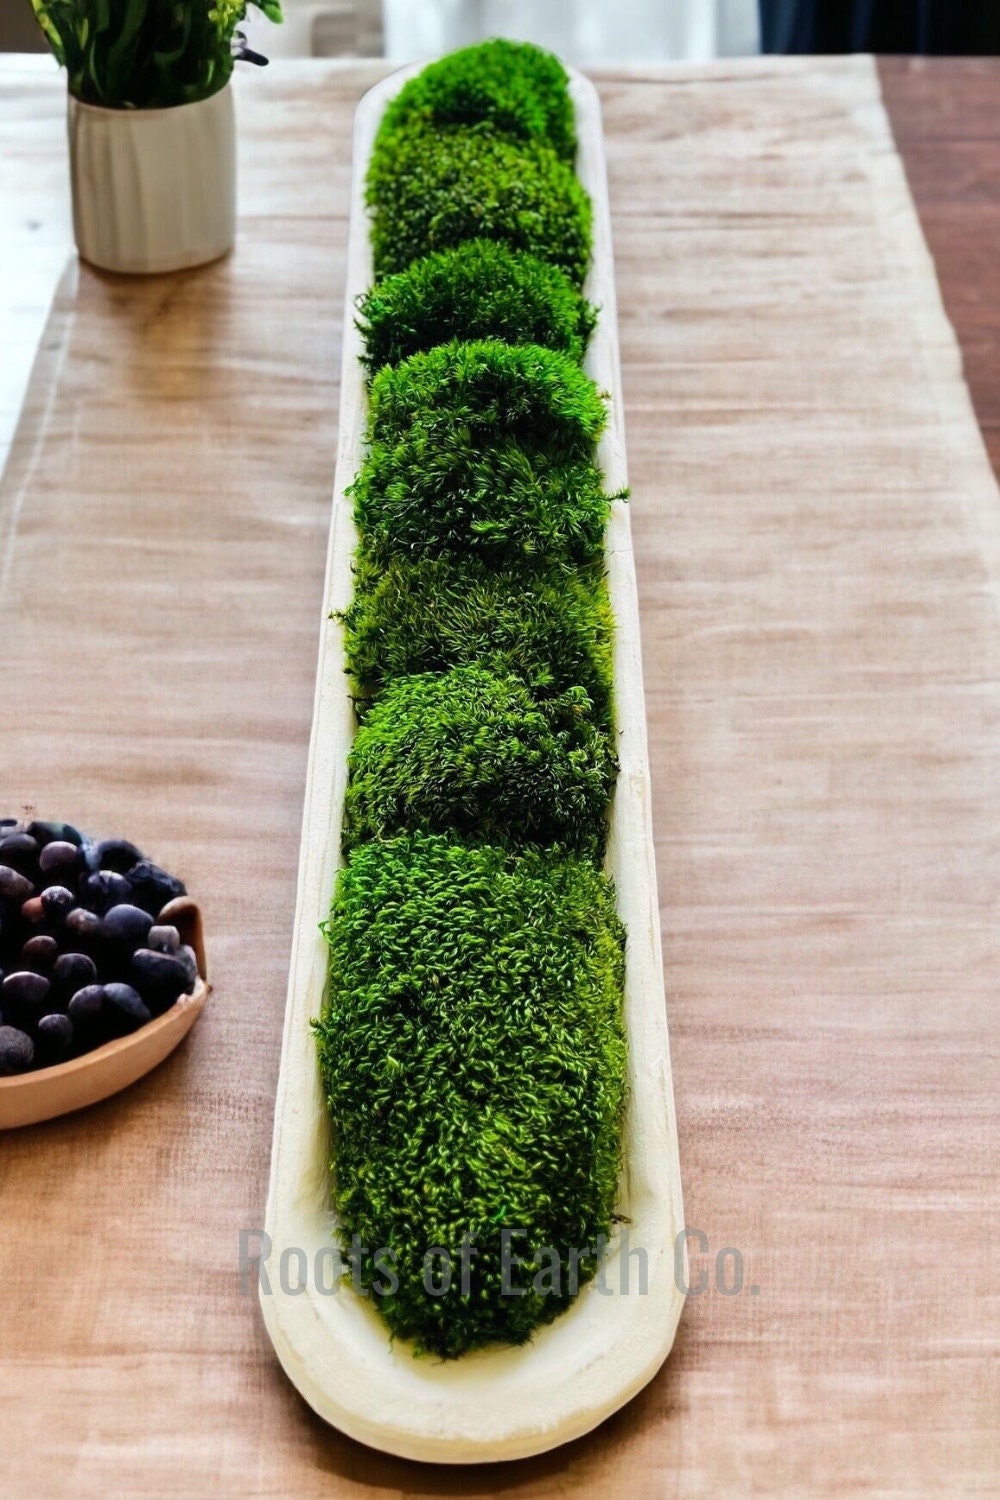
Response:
[350, 340, 613, 566]
[314, 833, 627, 1358]
[341, 550, 616, 728]
[367, 127, 592, 285]
[343, 666, 616, 858]
[357, 241, 596, 371]
[375, 38, 577, 161]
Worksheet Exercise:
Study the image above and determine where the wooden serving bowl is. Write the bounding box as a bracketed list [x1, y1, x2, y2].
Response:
[0, 897, 209, 1130]
[260, 69, 686, 1464]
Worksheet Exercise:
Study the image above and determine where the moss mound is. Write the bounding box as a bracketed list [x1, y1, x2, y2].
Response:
[343, 666, 617, 857]
[367, 127, 592, 285]
[350, 341, 612, 566]
[375, 38, 577, 161]
[341, 550, 616, 728]
[314, 833, 627, 1358]
[316, 39, 628, 1362]
[357, 241, 596, 372]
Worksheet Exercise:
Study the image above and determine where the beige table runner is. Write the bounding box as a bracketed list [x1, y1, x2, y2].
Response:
[0, 56, 997, 1498]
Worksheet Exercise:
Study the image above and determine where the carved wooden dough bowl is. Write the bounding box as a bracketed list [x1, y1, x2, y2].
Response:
[0, 896, 208, 1130]
[260, 66, 687, 1463]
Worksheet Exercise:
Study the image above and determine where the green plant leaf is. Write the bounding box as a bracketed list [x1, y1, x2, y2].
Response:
[105, 0, 148, 100]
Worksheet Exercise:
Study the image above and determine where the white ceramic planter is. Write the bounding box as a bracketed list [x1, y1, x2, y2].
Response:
[67, 85, 236, 275]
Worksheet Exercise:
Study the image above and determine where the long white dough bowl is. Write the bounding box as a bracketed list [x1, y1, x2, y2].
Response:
[260, 64, 686, 1463]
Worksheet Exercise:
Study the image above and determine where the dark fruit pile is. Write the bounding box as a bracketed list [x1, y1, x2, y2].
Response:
[0, 819, 197, 1078]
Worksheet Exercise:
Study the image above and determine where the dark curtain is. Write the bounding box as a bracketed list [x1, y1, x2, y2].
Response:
[760, 0, 1000, 52]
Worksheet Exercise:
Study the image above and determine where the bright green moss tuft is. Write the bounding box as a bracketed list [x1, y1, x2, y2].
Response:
[364, 339, 606, 449]
[375, 38, 577, 161]
[314, 832, 627, 1358]
[351, 341, 612, 566]
[341, 550, 616, 729]
[367, 127, 592, 285]
[342, 666, 617, 858]
[357, 241, 596, 372]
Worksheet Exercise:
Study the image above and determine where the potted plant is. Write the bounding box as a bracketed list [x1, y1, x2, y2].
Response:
[29, 0, 282, 274]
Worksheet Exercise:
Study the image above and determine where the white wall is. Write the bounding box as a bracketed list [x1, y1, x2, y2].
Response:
[385, 0, 760, 63]
[249, 0, 761, 62]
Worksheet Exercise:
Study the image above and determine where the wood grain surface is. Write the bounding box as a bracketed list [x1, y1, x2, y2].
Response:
[0, 54, 997, 1500]
[878, 57, 1000, 482]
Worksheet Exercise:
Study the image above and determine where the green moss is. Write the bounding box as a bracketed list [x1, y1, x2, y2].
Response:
[341, 550, 616, 729]
[357, 241, 596, 372]
[314, 832, 627, 1358]
[343, 666, 616, 858]
[319, 41, 628, 1360]
[375, 38, 577, 161]
[350, 341, 613, 567]
[367, 126, 592, 285]
[364, 339, 606, 448]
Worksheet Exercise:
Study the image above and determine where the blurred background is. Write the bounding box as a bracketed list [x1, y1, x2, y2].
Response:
[2, 0, 998, 62]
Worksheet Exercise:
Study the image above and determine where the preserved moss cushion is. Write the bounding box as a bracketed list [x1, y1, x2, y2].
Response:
[341, 550, 616, 729]
[314, 833, 627, 1357]
[357, 241, 596, 372]
[367, 127, 592, 285]
[350, 341, 614, 567]
[342, 666, 617, 858]
[375, 38, 577, 161]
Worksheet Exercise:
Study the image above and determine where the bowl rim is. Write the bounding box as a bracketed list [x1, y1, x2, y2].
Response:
[0, 975, 209, 1096]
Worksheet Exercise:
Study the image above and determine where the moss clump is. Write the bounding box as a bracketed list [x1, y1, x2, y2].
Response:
[341, 550, 616, 728]
[375, 38, 577, 162]
[367, 127, 592, 285]
[350, 341, 612, 566]
[343, 666, 616, 858]
[314, 833, 627, 1358]
[357, 241, 596, 372]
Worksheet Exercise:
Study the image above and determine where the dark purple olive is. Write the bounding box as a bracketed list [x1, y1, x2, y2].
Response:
[177, 945, 199, 986]
[35, 1013, 73, 1063]
[38, 840, 81, 877]
[89, 838, 143, 875]
[102, 903, 153, 950]
[80, 870, 132, 913]
[40, 885, 75, 922]
[103, 982, 151, 1034]
[130, 949, 191, 1012]
[0, 865, 35, 904]
[64, 906, 103, 944]
[67, 984, 106, 1024]
[0, 823, 189, 1053]
[0, 834, 39, 875]
[53, 952, 98, 994]
[21, 934, 59, 972]
[147, 924, 180, 954]
[0, 1025, 34, 1075]
[27, 820, 82, 848]
[127, 861, 186, 917]
[3, 970, 51, 1016]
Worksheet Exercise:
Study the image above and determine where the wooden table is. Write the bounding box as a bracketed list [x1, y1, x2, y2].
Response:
[878, 59, 1000, 480]
[0, 55, 997, 1499]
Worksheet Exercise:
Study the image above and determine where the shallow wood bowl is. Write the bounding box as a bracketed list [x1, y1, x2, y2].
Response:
[259, 66, 687, 1463]
[0, 896, 209, 1130]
